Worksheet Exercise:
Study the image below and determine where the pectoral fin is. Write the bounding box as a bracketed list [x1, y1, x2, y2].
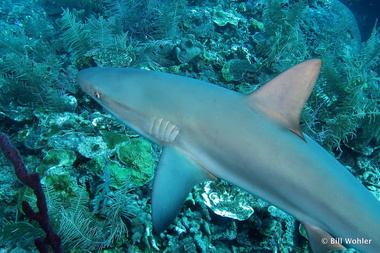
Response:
[303, 223, 346, 253]
[152, 146, 216, 233]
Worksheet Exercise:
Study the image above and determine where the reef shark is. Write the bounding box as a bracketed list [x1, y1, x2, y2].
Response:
[77, 59, 380, 253]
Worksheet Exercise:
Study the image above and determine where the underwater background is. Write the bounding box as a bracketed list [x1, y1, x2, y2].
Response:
[0, 0, 379, 252]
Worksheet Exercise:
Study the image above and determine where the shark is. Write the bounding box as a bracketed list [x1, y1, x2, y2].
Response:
[77, 59, 380, 253]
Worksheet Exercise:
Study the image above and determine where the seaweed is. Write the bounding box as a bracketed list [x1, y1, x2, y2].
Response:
[103, 0, 186, 40]
[0, 6, 77, 114]
[0, 132, 63, 252]
[2, 177, 138, 252]
[361, 22, 380, 67]
[59, 9, 92, 63]
[251, 0, 380, 152]
[309, 21, 380, 152]
[58, 182, 139, 251]
[58, 187, 106, 250]
[255, 0, 309, 65]
[58, 9, 135, 67]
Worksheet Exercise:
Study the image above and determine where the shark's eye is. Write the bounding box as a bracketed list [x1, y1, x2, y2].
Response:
[93, 91, 101, 99]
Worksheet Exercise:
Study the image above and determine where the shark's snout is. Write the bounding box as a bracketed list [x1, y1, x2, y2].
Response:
[77, 68, 99, 95]
[77, 69, 90, 88]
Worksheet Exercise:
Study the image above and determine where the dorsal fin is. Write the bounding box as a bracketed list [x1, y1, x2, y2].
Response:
[247, 59, 322, 140]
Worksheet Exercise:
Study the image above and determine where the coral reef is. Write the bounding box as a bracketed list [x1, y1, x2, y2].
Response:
[0, 0, 379, 252]
[0, 133, 63, 253]
[116, 139, 155, 187]
[202, 181, 254, 221]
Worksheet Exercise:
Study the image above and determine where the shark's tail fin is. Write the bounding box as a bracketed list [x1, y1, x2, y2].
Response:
[303, 222, 346, 253]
